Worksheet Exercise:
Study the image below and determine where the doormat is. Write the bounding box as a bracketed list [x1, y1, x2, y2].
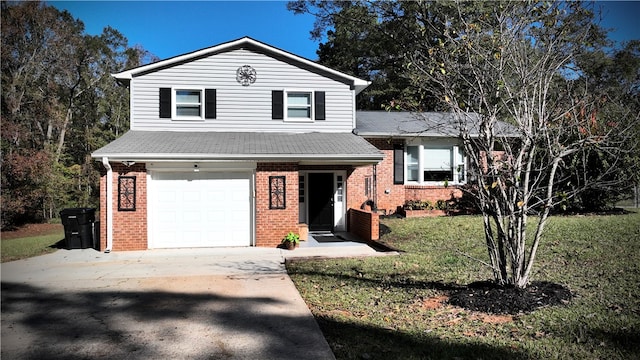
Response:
[312, 234, 343, 243]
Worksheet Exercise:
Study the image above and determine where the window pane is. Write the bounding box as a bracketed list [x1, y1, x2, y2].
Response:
[407, 146, 419, 164]
[288, 108, 311, 118]
[407, 165, 419, 181]
[456, 147, 465, 183]
[423, 148, 452, 170]
[176, 105, 201, 117]
[407, 146, 420, 181]
[176, 90, 201, 104]
[424, 170, 453, 181]
[298, 175, 305, 202]
[287, 93, 311, 105]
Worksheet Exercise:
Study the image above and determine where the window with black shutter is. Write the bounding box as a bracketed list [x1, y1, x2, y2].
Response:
[159, 88, 216, 120]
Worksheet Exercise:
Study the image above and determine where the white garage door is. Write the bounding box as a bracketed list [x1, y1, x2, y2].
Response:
[150, 171, 252, 248]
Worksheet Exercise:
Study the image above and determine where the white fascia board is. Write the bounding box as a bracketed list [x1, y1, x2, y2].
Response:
[92, 153, 383, 161]
[356, 132, 463, 138]
[111, 37, 371, 92]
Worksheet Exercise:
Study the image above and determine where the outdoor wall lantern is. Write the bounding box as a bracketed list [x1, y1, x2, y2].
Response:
[118, 176, 136, 211]
[269, 176, 286, 209]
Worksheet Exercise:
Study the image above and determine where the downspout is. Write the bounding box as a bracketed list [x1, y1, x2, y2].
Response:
[101, 157, 113, 253]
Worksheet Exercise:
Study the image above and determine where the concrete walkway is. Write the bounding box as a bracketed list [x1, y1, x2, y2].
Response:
[1, 241, 397, 359]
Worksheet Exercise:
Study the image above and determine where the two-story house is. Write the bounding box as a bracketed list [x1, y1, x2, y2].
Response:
[93, 37, 498, 252]
[92, 37, 385, 251]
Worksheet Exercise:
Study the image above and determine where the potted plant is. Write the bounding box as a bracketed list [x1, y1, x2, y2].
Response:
[281, 231, 300, 250]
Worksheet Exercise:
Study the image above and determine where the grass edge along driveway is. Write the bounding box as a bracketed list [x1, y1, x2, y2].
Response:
[287, 212, 640, 360]
[1, 228, 64, 263]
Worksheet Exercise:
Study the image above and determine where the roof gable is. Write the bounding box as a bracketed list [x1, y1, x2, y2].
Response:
[113, 37, 370, 93]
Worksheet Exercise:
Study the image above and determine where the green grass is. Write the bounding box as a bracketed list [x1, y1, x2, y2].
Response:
[287, 211, 640, 359]
[1, 231, 63, 263]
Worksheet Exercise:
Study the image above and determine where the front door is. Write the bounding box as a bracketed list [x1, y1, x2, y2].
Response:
[308, 173, 334, 231]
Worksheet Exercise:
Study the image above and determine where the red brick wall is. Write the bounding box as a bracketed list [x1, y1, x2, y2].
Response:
[99, 163, 148, 251]
[348, 208, 379, 241]
[346, 166, 372, 211]
[255, 163, 299, 247]
[405, 186, 463, 203]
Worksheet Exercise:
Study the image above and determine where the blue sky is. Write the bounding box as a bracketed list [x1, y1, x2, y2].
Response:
[50, 1, 640, 62]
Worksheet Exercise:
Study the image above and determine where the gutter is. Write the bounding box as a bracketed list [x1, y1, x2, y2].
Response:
[101, 157, 113, 253]
[92, 153, 385, 164]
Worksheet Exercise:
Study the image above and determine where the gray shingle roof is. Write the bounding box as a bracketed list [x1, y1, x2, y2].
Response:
[91, 131, 383, 164]
[355, 111, 518, 137]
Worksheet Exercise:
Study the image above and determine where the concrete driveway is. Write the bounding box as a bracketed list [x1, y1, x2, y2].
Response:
[1, 243, 392, 359]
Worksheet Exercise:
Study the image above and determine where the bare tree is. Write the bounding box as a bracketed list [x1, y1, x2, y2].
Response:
[403, 1, 639, 288]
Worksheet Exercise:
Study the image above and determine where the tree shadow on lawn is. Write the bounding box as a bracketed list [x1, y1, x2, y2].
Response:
[316, 315, 527, 360]
[0, 282, 329, 360]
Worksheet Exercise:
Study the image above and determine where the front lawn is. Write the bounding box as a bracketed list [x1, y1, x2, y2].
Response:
[1, 225, 64, 262]
[287, 212, 640, 359]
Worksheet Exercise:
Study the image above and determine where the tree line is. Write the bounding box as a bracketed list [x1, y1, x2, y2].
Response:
[1, 1, 155, 229]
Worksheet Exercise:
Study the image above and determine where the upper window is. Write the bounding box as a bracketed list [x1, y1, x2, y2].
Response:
[406, 140, 466, 185]
[160, 87, 216, 120]
[272, 90, 325, 121]
[286, 91, 312, 121]
[174, 89, 203, 119]
[175, 90, 201, 116]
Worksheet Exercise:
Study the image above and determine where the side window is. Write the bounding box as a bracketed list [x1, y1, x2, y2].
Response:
[406, 146, 420, 182]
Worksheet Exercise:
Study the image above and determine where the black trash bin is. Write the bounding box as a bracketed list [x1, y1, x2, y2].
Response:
[60, 208, 96, 249]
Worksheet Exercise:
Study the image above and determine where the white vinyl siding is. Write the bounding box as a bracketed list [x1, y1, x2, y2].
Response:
[130, 49, 355, 132]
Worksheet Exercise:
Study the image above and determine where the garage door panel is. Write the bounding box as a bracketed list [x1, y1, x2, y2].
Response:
[151, 171, 252, 248]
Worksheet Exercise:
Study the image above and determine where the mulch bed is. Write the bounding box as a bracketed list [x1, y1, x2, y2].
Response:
[447, 280, 573, 315]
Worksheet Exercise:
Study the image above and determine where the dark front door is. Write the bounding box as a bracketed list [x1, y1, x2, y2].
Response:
[308, 173, 334, 231]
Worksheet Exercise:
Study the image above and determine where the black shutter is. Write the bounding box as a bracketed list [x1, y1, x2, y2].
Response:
[393, 144, 404, 184]
[272, 90, 284, 119]
[159, 88, 171, 118]
[314, 91, 325, 120]
[205, 89, 216, 119]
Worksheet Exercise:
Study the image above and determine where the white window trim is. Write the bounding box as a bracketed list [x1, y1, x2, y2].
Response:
[284, 89, 314, 122]
[404, 140, 467, 186]
[172, 87, 205, 121]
